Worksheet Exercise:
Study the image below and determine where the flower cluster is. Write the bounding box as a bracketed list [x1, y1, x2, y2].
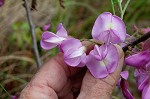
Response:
[125, 38, 150, 99]
[41, 12, 126, 79]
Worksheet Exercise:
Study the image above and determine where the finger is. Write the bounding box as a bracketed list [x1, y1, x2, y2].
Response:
[77, 45, 124, 99]
[19, 41, 94, 99]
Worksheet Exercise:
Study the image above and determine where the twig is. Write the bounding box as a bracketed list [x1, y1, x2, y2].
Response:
[23, 0, 41, 68]
[122, 32, 150, 52]
[31, 0, 37, 10]
[59, 0, 65, 8]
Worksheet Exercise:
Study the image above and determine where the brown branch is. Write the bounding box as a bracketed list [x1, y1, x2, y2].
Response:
[23, 0, 41, 68]
[123, 32, 150, 52]
[59, 0, 65, 8]
[31, 0, 37, 11]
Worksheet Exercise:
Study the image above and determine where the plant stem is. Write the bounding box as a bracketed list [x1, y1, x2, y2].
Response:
[123, 32, 150, 52]
[118, 0, 123, 18]
[121, 0, 130, 19]
[110, 0, 116, 15]
[0, 83, 11, 97]
[24, 0, 41, 69]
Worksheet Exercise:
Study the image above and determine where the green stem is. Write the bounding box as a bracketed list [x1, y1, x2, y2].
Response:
[110, 0, 116, 15]
[0, 83, 11, 97]
[122, 0, 130, 19]
[118, 1, 123, 18]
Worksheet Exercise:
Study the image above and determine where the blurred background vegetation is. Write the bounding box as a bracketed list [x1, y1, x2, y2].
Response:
[0, 0, 150, 98]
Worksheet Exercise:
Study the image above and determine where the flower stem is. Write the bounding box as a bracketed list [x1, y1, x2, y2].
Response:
[110, 0, 116, 15]
[118, 0, 131, 19]
[121, 0, 130, 19]
[118, 0, 123, 18]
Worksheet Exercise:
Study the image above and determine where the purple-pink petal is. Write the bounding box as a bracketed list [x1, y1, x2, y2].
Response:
[40, 40, 57, 50]
[56, 23, 68, 38]
[86, 44, 119, 78]
[146, 61, 150, 71]
[86, 55, 109, 78]
[90, 45, 108, 61]
[141, 27, 150, 34]
[60, 38, 82, 53]
[40, 31, 65, 50]
[120, 71, 129, 80]
[111, 15, 126, 41]
[134, 69, 149, 91]
[142, 84, 150, 99]
[0, 0, 4, 7]
[64, 56, 82, 67]
[117, 71, 129, 86]
[43, 24, 50, 31]
[104, 44, 119, 73]
[60, 38, 86, 67]
[125, 50, 150, 68]
[11, 95, 17, 99]
[142, 38, 150, 51]
[92, 12, 126, 44]
[120, 79, 134, 99]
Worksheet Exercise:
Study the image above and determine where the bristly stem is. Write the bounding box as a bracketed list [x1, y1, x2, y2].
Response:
[123, 32, 150, 52]
[110, 0, 116, 15]
[24, 0, 41, 68]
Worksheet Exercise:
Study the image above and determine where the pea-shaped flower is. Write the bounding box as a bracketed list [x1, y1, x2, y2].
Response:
[92, 12, 126, 44]
[40, 23, 68, 50]
[86, 44, 119, 78]
[117, 71, 134, 99]
[60, 38, 86, 67]
[125, 50, 150, 68]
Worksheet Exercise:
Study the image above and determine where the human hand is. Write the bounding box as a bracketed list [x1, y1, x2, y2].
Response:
[19, 43, 124, 99]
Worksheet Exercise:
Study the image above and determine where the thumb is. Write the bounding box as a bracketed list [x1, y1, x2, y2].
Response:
[77, 45, 124, 99]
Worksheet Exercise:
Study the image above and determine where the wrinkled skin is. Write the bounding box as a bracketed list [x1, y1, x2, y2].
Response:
[19, 42, 124, 99]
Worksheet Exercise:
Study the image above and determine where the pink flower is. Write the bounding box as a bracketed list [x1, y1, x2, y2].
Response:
[92, 12, 126, 44]
[60, 38, 86, 67]
[125, 50, 150, 68]
[134, 67, 150, 99]
[43, 24, 51, 31]
[141, 27, 150, 34]
[0, 0, 4, 7]
[120, 78, 134, 99]
[11, 95, 17, 99]
[117, 71, 134, 99]
[142, 39, 150, 51]
[125, 41, 150, 99]
[86, 44, 119, 78]
[40, 23, 68, 50]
